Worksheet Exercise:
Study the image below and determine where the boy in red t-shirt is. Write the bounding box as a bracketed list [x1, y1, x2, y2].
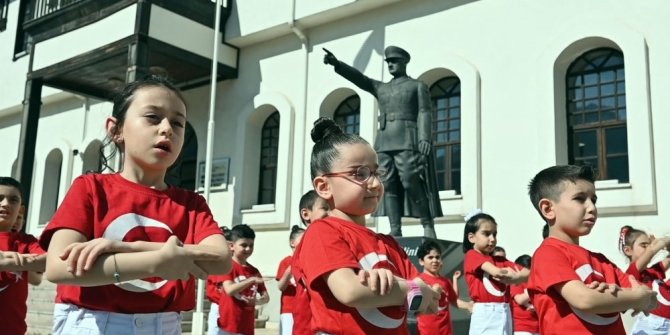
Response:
[289, 190, 329, 335]
[0, 177, 46, 335]
[216, 224, 269, 335]
[527, 165, 657, 335]
[416, 240, 473, 335]
[511, 254, 538, 335]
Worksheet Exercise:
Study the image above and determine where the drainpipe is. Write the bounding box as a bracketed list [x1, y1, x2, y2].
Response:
[289, 2, 310, 210]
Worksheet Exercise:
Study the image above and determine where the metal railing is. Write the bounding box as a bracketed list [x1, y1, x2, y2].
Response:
[25, 0, 84, 22]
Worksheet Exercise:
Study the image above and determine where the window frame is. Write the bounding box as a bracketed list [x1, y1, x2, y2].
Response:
[430, 76, 462, 194]
[566, 47, 628, 182]
[257, 111, 280, 205]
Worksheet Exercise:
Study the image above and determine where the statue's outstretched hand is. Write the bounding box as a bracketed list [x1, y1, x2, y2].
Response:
[323, 48, 338, 66]
[418, 140, 432, 156]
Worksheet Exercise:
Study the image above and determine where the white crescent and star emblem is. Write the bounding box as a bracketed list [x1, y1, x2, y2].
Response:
[356, 252, 403, 329]
[569, 264, 619, 325]
[102, 213, 173, 292]
[652, 280, 670, 306]
[483, 273, 506, 297]
[0, 271, 22, 292]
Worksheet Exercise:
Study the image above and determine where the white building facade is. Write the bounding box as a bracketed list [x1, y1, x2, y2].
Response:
[1, 0, 668, 331]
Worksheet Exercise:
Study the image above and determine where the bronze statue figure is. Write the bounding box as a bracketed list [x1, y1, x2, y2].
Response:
[323, 46, 443, 238]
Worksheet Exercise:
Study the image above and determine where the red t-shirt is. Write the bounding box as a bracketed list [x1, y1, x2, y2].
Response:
[416, 272, 458, 335]
[291, 248, 312, 335]
[276, 255, 297, 314]
[207, 274, 224, 304]
[217, 259, 267, 335]
[626, 262, 670, 319]
[294, 216, 419, 335]
[38, 173, 222, 313]
[464, 249, 516, 303]
[528, 237, 629, 335]
[0, 232, 45, 335]
[511, 282, 539, 333]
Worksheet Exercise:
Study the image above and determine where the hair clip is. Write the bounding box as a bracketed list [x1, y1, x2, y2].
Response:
[464, 208, 483, 222]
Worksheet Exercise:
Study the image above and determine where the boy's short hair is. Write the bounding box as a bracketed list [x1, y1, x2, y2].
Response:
[298, 190, 319, 224]
[417, 240, 442, 260]
[493, 246, 506, 255]
[230, 224, 255, 241]
[0, 177, 24, 201]
[528, 165, 595, 222]
[515, 254, 532, 269]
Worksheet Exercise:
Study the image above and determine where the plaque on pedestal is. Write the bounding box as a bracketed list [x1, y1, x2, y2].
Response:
[394, 236, 471, 335]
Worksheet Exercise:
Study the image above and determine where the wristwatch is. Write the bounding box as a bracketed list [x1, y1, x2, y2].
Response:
[405, 281, 423, 312]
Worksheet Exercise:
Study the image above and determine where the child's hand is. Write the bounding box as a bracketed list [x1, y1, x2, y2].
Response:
[358, 269, 395, 295]
[586, 281, 621, 295]
[629, 275, 658, 316]
[154, 236, 220, 280]
[413, 278, 441, 314]
[452, 270, 462, 280]
[0, 251, 39, 267]
[247, 277, 266, 285]
[239, 294, 257, 306]
[60, 238, 124, 276]
[465, 300, 474, 314]
[649, 235, 670, 253]
[493, 267, 519, 284]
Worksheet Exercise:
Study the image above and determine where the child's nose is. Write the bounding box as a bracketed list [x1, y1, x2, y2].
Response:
[159, 119, 174, 137]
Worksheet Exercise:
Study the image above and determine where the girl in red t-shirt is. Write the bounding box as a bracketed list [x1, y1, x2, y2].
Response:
[510, 254, 539, 335]
[620, 225, 670, 335]
[462, 211, 528, 335]
[293, 117, 441, 335]
[276, 225, 305, 335]
[39, 76, 231, 335]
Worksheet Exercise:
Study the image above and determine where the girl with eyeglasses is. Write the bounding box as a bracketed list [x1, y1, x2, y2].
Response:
[292, 117, 441, 335]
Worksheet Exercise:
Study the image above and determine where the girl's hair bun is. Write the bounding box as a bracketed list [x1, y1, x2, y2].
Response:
[311, 117, 343, 143]
[291, 225, 301, 232]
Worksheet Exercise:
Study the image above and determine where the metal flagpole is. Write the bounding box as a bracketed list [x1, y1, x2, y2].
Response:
[192, 0, 222, 333]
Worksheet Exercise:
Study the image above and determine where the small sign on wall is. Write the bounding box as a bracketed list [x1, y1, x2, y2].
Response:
[196, 157, 230, 192]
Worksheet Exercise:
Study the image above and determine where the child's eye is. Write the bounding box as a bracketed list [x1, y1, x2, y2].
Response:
[145, 114, 160, 123]
[171, 121, 184, 128]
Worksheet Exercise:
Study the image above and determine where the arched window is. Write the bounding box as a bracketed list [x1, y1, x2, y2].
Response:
[333, 95, 360, 135]
[81, 140, 103, 174]
[40, 149, 62, 225]
[258, 111, 280, 204]
[430, 77, 461, 193]
[566, 48, 628, 182]
[166, 122, 198, 190]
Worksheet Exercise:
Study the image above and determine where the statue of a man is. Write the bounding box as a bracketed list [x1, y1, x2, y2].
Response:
[323, 46, 443, 238]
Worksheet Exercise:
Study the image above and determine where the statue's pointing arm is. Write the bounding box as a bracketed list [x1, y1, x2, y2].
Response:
[323, 48, 378, 96]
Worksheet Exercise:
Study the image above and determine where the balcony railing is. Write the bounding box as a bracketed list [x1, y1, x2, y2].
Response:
[25, 0, 84, 22]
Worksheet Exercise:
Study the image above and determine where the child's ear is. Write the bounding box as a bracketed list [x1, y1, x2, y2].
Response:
[467, 232, 476, 244]
[105, 117, 122, 143]
[623, 245, 634, 257]
[313, 176, 332, 200]
[539, 198, 555, 221]
[300, 208, 311, 224]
